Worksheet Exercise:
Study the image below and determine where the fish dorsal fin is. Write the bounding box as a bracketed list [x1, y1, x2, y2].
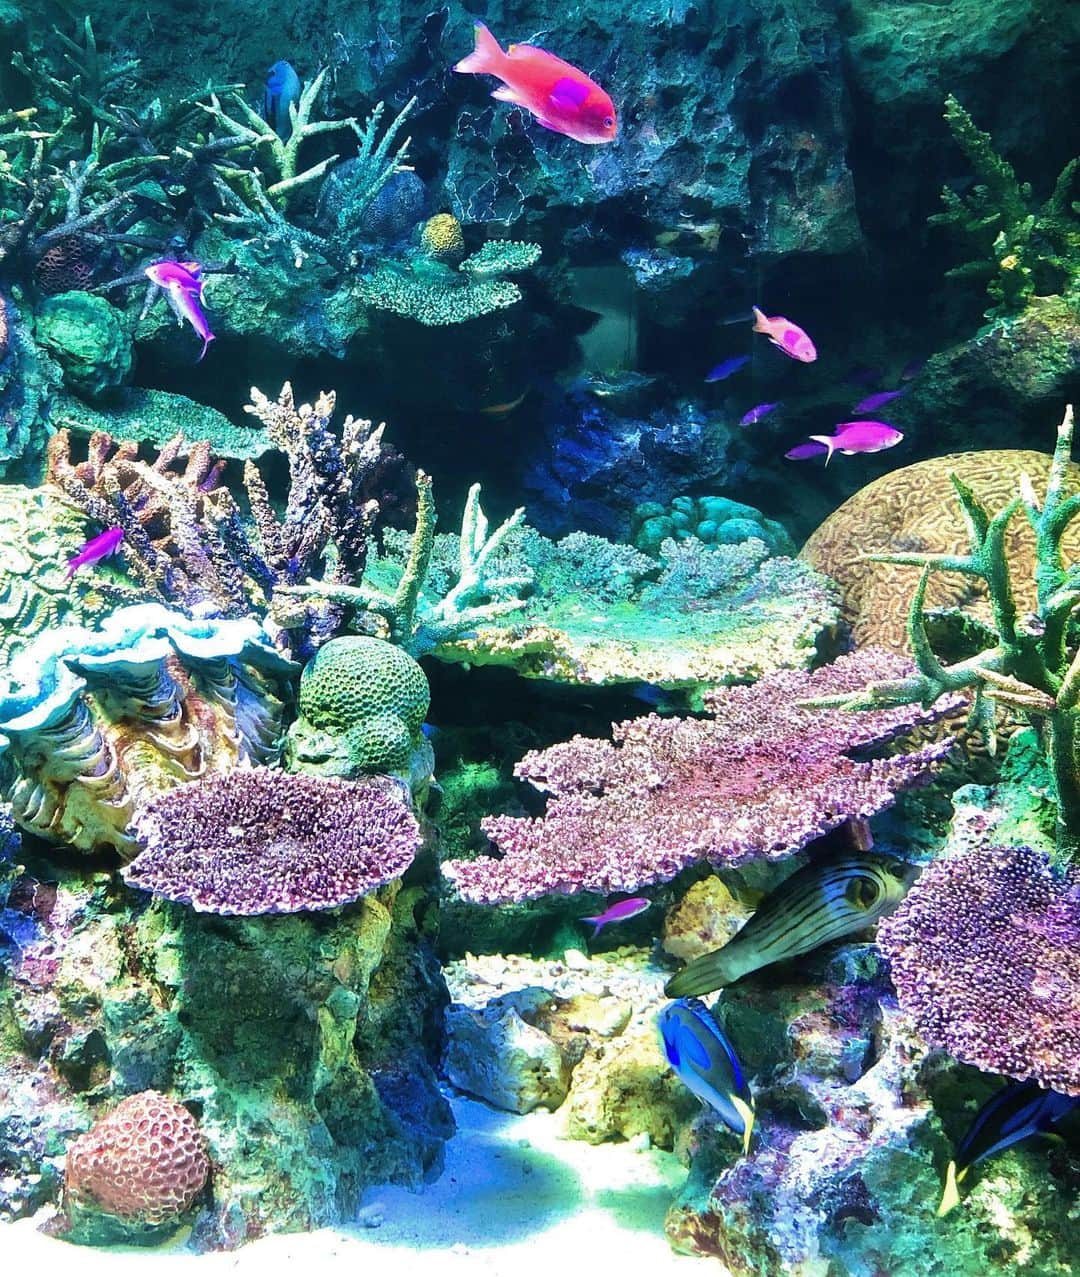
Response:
[550, 76, 590, 109]
[507, 42, 544, 59]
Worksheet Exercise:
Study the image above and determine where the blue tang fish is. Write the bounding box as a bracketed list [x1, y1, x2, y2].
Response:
[658, 998, 755, 1153]
[263, 60, 302, 139]
[939, 1081, 1079, 1215]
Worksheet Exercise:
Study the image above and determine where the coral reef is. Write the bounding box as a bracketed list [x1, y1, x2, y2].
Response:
[33, 291, 133, 402]
[799, 446, 1080, 651]
[62, 1091, 209, 1237]
[879, 837, 1079, 1095]
[0, 603, 293, 855]
[632, 495, 796, 558]
[443, 649, 954, 903]
[125, 771, 421, 915]
[0, 292, 58, 480]
[283, 636, 432, 794]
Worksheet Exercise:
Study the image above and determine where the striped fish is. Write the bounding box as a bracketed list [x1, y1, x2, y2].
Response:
[664, 854, 916, 998]
[939, 1081, 1079, 1215]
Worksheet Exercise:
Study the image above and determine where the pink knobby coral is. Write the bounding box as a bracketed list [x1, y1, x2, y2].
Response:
[443, 649, 954, 903]
[64, 1091, 209, 1223]
[124, 769, 420, 915]
[878, 842, 1080, 1095]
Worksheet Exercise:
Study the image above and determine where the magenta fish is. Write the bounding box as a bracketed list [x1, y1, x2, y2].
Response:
[65, 526, 124, 578]
[853, 388, 906, 413]
[740, 401, 780, 427]
[752, 306, 817, 363]
[808, 420, 904, 465]
[582, 896, 650, 937]
[144, 259, 215, 361]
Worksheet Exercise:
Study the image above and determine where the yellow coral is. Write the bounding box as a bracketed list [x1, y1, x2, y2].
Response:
[419, 213, 466, 264]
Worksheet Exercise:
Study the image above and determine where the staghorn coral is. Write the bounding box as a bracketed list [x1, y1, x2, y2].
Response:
[124, 771, 420, 916]
[0, 603, 294, 856]
[63, 1091, 209, 1227]
[442, 649, 955, 903]
[283, 636, 432, 792]
[928, 95, 1079, 317]
[799, 447, 1080, 653]
[878, 841, 1080, 1095]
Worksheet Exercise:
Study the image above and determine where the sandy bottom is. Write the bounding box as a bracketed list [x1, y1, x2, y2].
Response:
[2, 1093, 721, 1276]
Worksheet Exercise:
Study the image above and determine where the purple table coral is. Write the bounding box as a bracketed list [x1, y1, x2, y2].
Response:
[124, 770, 420, 915]
[443, 650, 954, 903]
[878, 842, 1080, 1095]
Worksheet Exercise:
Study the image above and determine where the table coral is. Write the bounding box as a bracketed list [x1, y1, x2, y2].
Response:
[0, 603, 294, 856]
[800, 447, 1080, 652]
[442, 649, 954, 903]
[125, 771, 420, 915]
[64, 1091, 209, 1226]
[878, 841, 1080, 1096]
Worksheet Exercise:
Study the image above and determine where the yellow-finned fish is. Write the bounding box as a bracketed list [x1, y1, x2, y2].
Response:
[665, 854, 916, 998]
[938, 1081, 1078, 1216]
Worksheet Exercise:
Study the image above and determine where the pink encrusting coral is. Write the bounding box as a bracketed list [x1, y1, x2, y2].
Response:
[878, 842, 1080, 1095]
[442, 649, 955, 903]
[124, 770, 420, 915]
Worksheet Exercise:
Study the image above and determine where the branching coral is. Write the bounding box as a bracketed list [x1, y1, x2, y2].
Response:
[441, 649, 955, 903]
[124, 770, 420, 915]
[811, 406, 1080, 861]
[929, 95, 1080, 316]
[878, 841, 1080, 1095]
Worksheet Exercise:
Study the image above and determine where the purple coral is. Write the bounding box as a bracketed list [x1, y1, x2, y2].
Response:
[878, 842, 1080, 1095]
[124, 770, 419, 915]
[442, 649, 954, 903]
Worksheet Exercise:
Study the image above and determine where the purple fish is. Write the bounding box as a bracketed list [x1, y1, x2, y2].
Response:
[581, 896, 650, 937]
[145, 260, 216, 361]
[808, 420, 904, 465]
[853, 388, 906, 413]
[705, 354, 750, 383]
[900, 357, 926, 381]
[844, 364, 883, 387]
[65, 526, 125, 578]
[740, 401, 780, 427]
[785, 440, 829, 461]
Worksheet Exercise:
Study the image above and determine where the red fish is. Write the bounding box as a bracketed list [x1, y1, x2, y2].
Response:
[65, 526, 124, 578]
[751, 306, 817, 363]
[454, 22, 617, 145]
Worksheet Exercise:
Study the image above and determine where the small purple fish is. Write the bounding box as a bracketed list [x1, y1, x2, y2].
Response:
[900, 357, 926, 381]
[705, 354, 750, 383]
[740, 401, 780, 427]
[65, 526, 124, 578]
[853, 388, 906, 413]
[581, 896, 650, 937]
[145, 259, 216, 361]
[808, 420, 904, 465]
[785, 440, 829, 461]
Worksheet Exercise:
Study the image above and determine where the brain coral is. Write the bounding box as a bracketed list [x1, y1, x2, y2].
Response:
[284, 635, 431, 781]
[800, 450, 1080, 652]
[64, 1091, 209, 1224]
[420, 213, 466, 264]
[878, 842, 1080, 1095]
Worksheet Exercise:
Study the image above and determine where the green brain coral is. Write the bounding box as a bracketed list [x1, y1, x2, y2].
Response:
[284, 636, 432, 789]
[34, 292, 133, 402]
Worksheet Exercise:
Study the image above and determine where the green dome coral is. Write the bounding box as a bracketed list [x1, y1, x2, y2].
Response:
[284, 636, 433, 791]
[34, 292, 133, 402]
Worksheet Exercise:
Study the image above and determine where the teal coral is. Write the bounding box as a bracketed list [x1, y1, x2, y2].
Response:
[633, 495, 796, 557]
[34, 291, 133, 401]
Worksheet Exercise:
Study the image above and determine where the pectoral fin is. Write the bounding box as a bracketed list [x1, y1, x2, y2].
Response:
[492, 86, 524, 104]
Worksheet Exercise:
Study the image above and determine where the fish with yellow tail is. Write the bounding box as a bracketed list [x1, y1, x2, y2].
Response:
[657, 998, 756, 1154]
[665, 854, 916, 999]
[938, 1081, 1078, 1216]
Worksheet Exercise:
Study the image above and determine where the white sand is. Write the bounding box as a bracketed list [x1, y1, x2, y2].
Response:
[2, 1093, 723, 1277]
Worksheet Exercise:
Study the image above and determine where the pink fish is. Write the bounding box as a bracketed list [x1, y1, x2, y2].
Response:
[740, 401, 780, 427]
[145, 259, 215, 361]
[581, 896, 650, 937]
[807, 420, 904, 465]
[65, 526, 124, 578]
[454, 22, 617, 145]
[752, 306, 816, 362]
[853, 388, 905, 413]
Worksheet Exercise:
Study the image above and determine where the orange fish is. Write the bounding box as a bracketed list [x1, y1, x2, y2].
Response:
[454, 22, 617, 145]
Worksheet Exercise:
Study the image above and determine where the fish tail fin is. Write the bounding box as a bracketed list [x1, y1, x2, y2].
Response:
[730, 1095, 755, 1156]
[197, 333, 216, 363]
[64, 559, 77, 579]
[664, 948, 738, 998]
[938, 1161, 962, 1216]
[454, 22, 506, 75]
[751, 305, 769, 332]
[808, 434, 835, 466]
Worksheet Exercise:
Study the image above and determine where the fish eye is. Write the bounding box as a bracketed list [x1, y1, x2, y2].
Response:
[604, 116, 614, 128]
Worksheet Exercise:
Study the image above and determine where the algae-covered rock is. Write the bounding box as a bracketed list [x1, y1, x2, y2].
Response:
[34, 292, 133, 402]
